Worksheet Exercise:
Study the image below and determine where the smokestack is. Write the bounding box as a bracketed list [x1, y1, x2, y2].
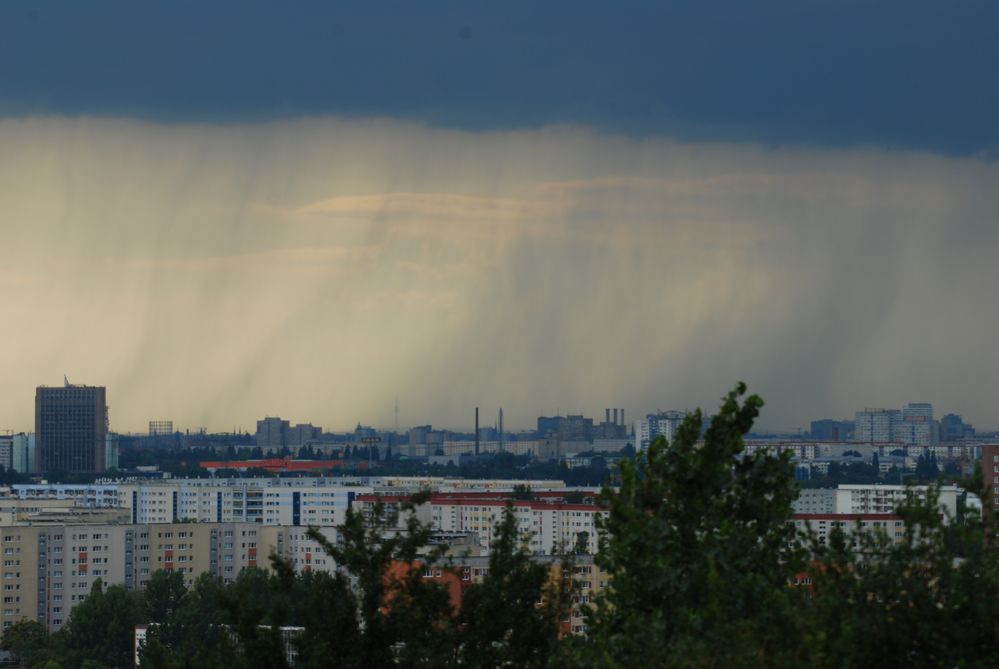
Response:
[613, 408, 618, 425]
[475, 407, 479, 456]
[499, 408, 504, 453]
[620, 408, 625, 426]
[605, 408, 610, 424]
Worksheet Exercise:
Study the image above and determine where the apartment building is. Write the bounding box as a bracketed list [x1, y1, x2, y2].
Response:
[357, 491, 604, 556]
[0, 499, 79, 525]
[0, 520, 290, 634]
[11, 479, 365, 527]
[35, 383, 107, 474]
[793, 484, 964, 519]
[13, 484, 120, 508]
[837, 484, 962, 518]
[410, 554, 609, 637]
[792, 513, 907, 547]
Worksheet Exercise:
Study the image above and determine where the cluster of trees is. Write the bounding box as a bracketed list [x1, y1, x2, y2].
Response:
[802, 449, 960, 489]
[914, 451, 942, 480]
[800, 459, 884, 487]
[113, 441, 620, 486]
[354, 450, 619, 486]
[0, 465, 30, 486]
[6, 385, 999, 668]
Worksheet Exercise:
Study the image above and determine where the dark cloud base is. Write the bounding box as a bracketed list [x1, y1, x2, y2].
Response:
[1, 1, 997, 156]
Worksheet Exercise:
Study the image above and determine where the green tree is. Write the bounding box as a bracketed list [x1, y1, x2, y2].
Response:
[576, 384, 809, 668]
[458, 506, 564, 669]
[806, 473, 999, 668]
[385, 561, 459, 669]
[219, 568, 291, 669]
[297, 491, 455, 667]
[139, 572, 234, 669]
[284, 568, 365, 669]
[144, 569, 187, 623]
[0, 619, 54, 667]
[511, 484, 535, 500]
[60, 579, 146, 668]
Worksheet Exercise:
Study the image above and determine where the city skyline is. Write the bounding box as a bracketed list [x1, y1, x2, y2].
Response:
[0, 379, 992, 436]
[2, 3, 998, 433]
[0, 5, 996, 665]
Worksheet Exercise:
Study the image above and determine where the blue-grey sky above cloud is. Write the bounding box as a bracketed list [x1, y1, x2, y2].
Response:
[1, 1, 997, 154]
[1, 4, 998, 433]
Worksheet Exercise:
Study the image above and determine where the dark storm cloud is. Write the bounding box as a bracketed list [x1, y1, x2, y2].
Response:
[1, 1, 996, 154]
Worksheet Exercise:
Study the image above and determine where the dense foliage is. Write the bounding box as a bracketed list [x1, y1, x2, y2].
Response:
[570, 384, 811, 668]
[5, 384, 999, 668]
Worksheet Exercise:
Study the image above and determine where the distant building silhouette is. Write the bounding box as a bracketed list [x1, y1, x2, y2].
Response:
[148, 420, 173, 436]
[939, 413, 974, 441]
[535, 415, 593, 442]
[855, 404, 938, 446]
[854, 408, 901, 443]
[35, 381, 107, 473]
[287, 423, 322, 447]
[537, 416, 561, 438]
[256, 417, 290, 448]
[635, 410, 687, 450]
[809, 419, 854, 441]
[10, 433, 36, 474]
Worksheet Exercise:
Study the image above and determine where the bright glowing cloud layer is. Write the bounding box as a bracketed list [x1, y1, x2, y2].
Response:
[1, 117, 997, 432]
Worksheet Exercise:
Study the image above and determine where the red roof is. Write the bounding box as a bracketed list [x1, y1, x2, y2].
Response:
[199, 458, 353, 472]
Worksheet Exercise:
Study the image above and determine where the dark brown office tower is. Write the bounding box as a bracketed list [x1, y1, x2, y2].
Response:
[35, 382, 107, 473]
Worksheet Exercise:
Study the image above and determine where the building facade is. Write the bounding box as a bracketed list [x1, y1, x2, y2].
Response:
[0, 520, 288, 633]
[35, 384, 107, 473]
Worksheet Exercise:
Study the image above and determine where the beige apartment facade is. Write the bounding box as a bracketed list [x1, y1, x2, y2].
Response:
[0, 521, 294, 634]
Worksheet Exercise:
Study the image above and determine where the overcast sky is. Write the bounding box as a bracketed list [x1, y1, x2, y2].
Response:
[1, 2, 997, 432]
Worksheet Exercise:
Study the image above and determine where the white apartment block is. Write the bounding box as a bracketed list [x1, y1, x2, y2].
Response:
[633, 420, 651, 450]
[794, 488, 837, 514]
[635, 411, 687, 450]
[371, 493, 606, 556]
[855, 409, 901, 443]
[792, 484, 963, 519]
[13, 484, 120, 508]
[12, 480, 367, 528]
[792, 514, 907, 546]
[855, 404, 938, 447]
